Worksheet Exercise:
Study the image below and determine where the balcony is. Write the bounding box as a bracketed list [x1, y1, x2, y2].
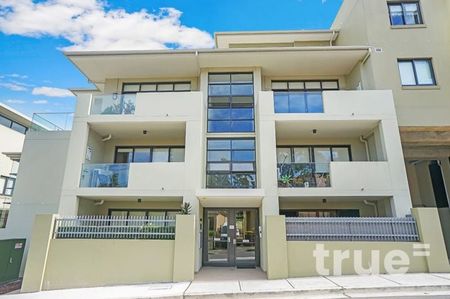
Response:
[278, 161, 393, 196]
[89, 92, 201, 119]
[78, 162, 185, 196]
[277, 163, 330, 188]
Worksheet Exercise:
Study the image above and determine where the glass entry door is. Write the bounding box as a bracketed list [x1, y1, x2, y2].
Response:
[204, 209, 259, 268]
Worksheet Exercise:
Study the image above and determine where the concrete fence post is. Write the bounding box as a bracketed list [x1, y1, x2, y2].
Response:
[21, 214, 57, 293]
[412, 208, 450, 272]
[266, 215, 289, 279]
[172, 214, 196, 282]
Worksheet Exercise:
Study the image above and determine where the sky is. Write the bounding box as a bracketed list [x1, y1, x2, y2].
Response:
[0, 0, 343, 118]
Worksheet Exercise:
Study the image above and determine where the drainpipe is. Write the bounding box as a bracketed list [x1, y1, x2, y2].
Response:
[364, 200, 378, 217]
[101, 134, 112, 142]
[94, 200, 104, 206]
[330, 30, 337, 46]
[361, 47, 372, 65]
[360, 135, 370, 161]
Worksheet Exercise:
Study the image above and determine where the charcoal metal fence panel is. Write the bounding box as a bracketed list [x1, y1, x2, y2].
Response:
[285, 217, 419, 242]
[53, 215, 176, 240]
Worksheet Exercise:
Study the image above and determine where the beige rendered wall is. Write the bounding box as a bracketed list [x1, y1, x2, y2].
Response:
[0, 125, 24, 179]
[335, 0, 450, 126]
[77, 199, 182, 215]
[0, 131, 70, 275]
[22, 214, 195, 291]
[279, 200, 384, 217]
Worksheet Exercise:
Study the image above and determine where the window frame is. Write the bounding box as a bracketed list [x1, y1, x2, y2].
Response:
[276, 145, 353, 164]
[397, 58, 436, 86]
[114, 146, 185, 163]
[108, 208, 180, 218]
[207, 72, 255, 133]
[388, 1, 423, 26]
[121, 82, 192, 94]
[0, 176, 16, 196]
[206, 138, 257, 189]
[0, 114, 28, 134]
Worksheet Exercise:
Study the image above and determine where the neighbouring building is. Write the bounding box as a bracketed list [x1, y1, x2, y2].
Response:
[0, 103, 31, 229]
[2, 0, 450, 292]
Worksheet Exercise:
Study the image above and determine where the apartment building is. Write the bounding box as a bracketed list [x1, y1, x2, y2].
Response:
[2, 0, 450, 291]
[0, 103, 30, 229]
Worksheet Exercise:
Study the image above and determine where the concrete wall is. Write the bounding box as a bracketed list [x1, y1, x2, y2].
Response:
[266, 208, 450, 279]
[21, 214, 195, 292]
[335, 0, 450, 126]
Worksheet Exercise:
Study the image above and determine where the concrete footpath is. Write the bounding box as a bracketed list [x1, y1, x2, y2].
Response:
[3, 271, 450, 299]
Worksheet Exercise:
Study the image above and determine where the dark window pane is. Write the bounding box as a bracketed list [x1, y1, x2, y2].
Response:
[231, 96, 253, 107]
[209, 74, 230, 84]
[305, 92, 324, 113]
[208, 96, 230, 107]
[231, 121, 254, 132]
[231, 108, 253, 120]
[231, 73, 253, 83]
[389, 4, 404, 25]
[116, 148, 133, 163]
[0, 115, 12, 128]
[207, 140, 231, 150]
[232, 174, 256, 188]
[289, 92, 307, 113]
[133, 148, 151, 162]
[207, 174, 232, 188]
[11, 122, 27, 134]
[208, 121, 232, 132]
[403, 3, 420, 25]
[231, 84, 253, 96]
[232, 150, 255, 162]
[170, 148, 185, 162]
[209, 108, 231, 120]
[274, 92, 289, 113]
[208, 151, 231, 162]
[232, 139, 255, 150]
[152, 148, 169, 162]
[209, 85, 231, 96]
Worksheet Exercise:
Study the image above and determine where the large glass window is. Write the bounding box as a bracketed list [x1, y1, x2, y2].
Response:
[276, 146, 351, 164]
[272, 80, 338, 113]
[208, 73, 254, 132]
[0, 114, 28, 134]
[388, 2, 423, 26]
[398, 59, 436, 86]
[114, 146, 185, 163]
[122, 82, 191, 93]
[207, 138, 256, 188]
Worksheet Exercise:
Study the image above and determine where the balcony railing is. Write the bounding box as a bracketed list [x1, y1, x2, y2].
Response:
[80, 163, 129, 188]
[31, 112, 74, 131]
[53, 215, 176, 240]
[286, 217, 420, 242]
[90, 93, 136, 115]
[277, 163, 330, 188]
[274, 91, 323, 113]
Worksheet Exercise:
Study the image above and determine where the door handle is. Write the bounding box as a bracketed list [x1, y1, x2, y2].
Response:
[233, 239, 236, 245]
[227, 237, 231, 243]
[9, 257, 13, 264]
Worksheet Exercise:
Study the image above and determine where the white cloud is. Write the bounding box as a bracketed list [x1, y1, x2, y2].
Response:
[32, 99, 48, 104]
[0, 0, 214, 51]
[32, 86, 73, 97]
[0, 82, 28, 91]
[5, 99, 26, 104]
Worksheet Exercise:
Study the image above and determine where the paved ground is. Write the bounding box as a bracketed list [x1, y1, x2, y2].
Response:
[3, 270, 450, 298]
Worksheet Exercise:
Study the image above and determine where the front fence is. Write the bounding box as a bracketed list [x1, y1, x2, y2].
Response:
[286, 217, 420, 242]
[53, 216, 176, 240]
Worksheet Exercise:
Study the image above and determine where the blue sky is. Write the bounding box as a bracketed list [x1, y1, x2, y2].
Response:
[0, 0, 342, 117]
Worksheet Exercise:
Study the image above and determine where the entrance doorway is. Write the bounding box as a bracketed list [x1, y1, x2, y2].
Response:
[203, 209, 259, 268]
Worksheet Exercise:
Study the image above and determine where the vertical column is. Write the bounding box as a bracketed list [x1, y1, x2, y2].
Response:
[21, 214, 56, 293]
[173, 215, 196, 281]
[412, 208, 450, 272]
[265, 215, 288, 279]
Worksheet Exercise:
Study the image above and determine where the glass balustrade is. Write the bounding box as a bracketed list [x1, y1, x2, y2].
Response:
[277, 163, 330, 188]
[80, 163, 130, 187]
[90, 94, 136, 115]
[274, 91, 324, 113]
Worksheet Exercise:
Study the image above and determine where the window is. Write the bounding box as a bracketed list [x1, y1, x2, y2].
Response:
[0, 176, 16, 196]
[272, 80, 338, 113]
[114, 146, 185, 163]
[206, 138, 256, 188]
[0, 114, 28, 134]
[398, 59, 436, 86]
[208, 73, 254, 132]
[0, 209, 8, 229]
[388, 2, 423, 26]
[276, 146, 352, 164]
[122, 82, 191, 93]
